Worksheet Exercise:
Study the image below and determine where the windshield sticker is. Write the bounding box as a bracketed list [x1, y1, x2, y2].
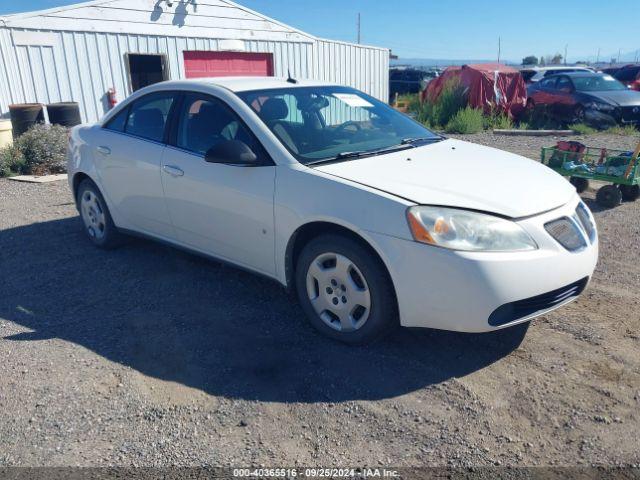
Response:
[333, 93, 374, 108]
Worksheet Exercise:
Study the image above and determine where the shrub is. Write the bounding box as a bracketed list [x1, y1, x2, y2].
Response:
[432, 77, 467, 127]
[484, 109, 514, 130]
[0, 143, 26, 177]
[604, 125, 638, 136]
[411, 77, 467, 129]
[445, 107, 484, 134]
[16, 123, 68, 175]
[568, 123, 596, 135]
[518, 105, 563, 130]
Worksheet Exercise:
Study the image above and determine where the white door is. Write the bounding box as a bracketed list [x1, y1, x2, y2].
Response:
[94, 91, 177, 238]
[160, 92, 276, 276]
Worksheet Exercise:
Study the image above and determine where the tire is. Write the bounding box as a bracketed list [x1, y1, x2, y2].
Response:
[595, 184, 622, 209]
[573, 105, 585, 124]
[570, 176, 589, 193]
[76, 179, 124, 249]
[619, 184, 640, 202]
[295, 234, 398, 344]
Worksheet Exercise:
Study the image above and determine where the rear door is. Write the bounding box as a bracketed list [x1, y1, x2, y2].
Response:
[94, 91, 177, 239]
[160, 92, 276, 276]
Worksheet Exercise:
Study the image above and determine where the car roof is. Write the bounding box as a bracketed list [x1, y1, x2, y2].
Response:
[553, 71, 607, 77]
[154, 76, 338, 93]
[527, 66, 592, 71]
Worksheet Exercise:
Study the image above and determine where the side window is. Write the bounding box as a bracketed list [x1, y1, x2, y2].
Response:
[539, 77, 557, 89]
[125, 92, 175, 143]
[104, 107, 129, 132]
[556, 76, 573, 92]
[175, 93, 268, 161]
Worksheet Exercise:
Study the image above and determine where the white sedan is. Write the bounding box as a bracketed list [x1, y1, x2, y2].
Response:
[67, 77, 598, 344]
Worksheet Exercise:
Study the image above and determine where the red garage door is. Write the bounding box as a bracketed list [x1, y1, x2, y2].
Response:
[183, 51, 274, 78]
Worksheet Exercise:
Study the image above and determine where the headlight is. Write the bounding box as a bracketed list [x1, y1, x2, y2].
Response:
[585, 101, 615, 112]
[406, 206, 537, 252]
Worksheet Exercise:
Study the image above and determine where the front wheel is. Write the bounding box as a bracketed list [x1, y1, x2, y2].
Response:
[570, 176, 589, 193]
[295, 234, 398, 344]
[595, 184, 622, 209]
[77, 179, 124, 249]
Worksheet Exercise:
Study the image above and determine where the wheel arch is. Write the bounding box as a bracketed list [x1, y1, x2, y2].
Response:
[71, 172, 93, 207]
[284, 221, 397, 304]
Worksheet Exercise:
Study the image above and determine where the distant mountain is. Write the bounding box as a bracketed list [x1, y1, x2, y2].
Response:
[392, 58, 518, 68]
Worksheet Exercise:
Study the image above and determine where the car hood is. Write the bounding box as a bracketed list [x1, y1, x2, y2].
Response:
[586, 90, 640, 106]
[314, 139, 576, 218]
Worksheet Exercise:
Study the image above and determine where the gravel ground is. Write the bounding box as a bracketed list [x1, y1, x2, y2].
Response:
[0, 132, 639, 468]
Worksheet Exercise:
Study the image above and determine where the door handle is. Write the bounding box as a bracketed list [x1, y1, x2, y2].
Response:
[96, 146, 111, 155]
[163, 165, 184, 177]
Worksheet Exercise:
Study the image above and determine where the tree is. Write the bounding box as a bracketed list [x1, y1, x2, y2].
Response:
[550, 53, 563, 65]
[522, 55, 538, 66]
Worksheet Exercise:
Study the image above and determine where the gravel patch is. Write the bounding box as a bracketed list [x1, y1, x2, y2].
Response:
[0, 132, 639, 467]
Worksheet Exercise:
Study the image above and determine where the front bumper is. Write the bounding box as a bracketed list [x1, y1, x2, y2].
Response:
[369, 196, 598, 332]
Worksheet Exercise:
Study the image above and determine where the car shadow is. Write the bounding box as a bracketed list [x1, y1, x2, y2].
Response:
[0, 217, 528, 403]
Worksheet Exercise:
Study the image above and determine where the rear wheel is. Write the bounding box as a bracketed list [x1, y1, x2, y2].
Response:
[619, 184, 640, 202]
[77, 179, 124, 249]
[595, 184, 622, 208]
[295, 234, 397, 344]
[570, 176, 589, 193]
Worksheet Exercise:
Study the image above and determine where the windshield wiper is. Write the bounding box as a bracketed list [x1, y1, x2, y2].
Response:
[401, 136, 445, 145]
[306, 143, 415, 166]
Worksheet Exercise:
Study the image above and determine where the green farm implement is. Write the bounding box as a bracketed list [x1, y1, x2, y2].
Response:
[541, 140, 640, 208]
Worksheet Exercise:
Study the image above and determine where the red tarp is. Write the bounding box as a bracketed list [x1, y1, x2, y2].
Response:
[422, 63, 527, 118]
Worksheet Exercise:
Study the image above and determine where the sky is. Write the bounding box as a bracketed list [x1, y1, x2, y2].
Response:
[2, 0, 639, 63]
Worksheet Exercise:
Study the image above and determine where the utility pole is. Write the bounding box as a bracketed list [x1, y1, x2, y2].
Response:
[497, 36, 501, 63]
[596, 47, 600, 64]
[564, 44, 568, 65]
[617, 48, 621, 63]
[357, 13, 361, 44]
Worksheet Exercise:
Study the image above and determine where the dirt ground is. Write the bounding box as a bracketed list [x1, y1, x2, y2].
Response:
[0, 132, 639, 468]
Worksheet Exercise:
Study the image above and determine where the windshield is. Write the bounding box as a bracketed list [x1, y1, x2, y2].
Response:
[237, 86, 439, 164]
[573, 75, 627, 92]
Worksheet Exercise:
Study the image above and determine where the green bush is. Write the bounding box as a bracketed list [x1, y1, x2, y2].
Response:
[0, 143, 25, 177]
[604, 125, 638, 136]
[518, 105, 563, 130]
[410, 78, 467, 129]
[445, 107, 484, 134]
[568, 123, 596, 135]
[0, 123, 68, 177]
[484, 109, 514, 130]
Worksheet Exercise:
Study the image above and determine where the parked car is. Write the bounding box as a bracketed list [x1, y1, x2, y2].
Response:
[527, 72, 640, 127]
[520, 66, 594, 84]
[68, 77, 598, 344]
[613, 64, 640, 91]
[389, 68, 432, 101]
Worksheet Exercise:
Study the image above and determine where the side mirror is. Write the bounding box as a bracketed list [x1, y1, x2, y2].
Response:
[205, 140, 258, 166]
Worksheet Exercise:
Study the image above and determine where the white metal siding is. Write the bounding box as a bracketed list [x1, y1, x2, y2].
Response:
[0, 1, 389, 122]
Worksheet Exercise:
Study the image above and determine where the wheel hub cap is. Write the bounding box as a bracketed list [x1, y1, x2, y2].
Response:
[305, 252, 371, 332]
[80, 191, 106, 240]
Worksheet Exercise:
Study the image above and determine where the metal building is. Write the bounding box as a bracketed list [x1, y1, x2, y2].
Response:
[0, 0, 389, 123]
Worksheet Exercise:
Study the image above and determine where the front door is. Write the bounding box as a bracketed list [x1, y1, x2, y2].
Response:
[160, 92, 276, 276]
